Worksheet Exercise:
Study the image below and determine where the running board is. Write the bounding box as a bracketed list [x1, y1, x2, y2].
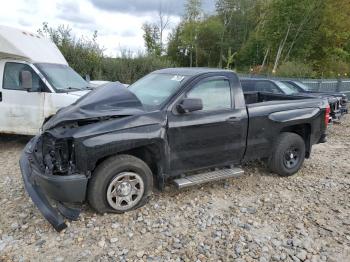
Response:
[173, 168, 244, 189]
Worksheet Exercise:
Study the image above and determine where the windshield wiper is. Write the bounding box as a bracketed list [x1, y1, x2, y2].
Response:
[61, 87, 85, 92]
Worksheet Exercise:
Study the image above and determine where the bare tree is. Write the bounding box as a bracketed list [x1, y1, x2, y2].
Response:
[272, 24, 291, 74]
[158, 1, 171, 55]
[283, 2, 321, 63]
[216, 0, 235, 68]
[184, 0, 202, 67]
[259, 47, 270, 73]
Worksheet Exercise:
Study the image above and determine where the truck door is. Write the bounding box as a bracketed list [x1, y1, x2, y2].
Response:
[167, 76, 248, 175]
[0, 62, 45, 135]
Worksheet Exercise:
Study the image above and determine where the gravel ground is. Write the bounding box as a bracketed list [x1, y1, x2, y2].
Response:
[1, 116, 350, 262]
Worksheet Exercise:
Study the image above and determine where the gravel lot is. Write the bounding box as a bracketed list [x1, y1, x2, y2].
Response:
[1, 116, 350, 262]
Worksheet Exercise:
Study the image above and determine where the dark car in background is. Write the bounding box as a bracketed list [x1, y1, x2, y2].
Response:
[241, 79, 342, 122]
[282, 80, 348, 116]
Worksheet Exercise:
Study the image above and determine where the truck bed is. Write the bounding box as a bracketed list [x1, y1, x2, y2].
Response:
[244, 91, 310, 105]
[243, 92, 327, 162]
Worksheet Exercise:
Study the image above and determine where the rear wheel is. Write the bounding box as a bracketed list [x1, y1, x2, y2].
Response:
[268, 132, 306, 177]
[87, 155, 153, 213]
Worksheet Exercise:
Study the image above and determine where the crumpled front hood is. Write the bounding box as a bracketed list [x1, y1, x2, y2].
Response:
[43, 82, 144, 131]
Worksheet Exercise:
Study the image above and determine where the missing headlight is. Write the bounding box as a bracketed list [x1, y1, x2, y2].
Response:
[42, 134, 74, 175]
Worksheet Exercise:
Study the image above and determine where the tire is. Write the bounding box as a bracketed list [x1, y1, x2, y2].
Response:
[87, 154, 153, 214]
[268, 132, 306, 177]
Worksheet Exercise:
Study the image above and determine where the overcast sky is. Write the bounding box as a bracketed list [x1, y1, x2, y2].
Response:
[0, 0, 215, 56]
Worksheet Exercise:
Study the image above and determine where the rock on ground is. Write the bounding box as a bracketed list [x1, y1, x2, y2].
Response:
[0, 117, 350, 261]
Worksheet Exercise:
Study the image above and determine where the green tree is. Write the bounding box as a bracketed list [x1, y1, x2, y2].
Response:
[215, 0, 263, 68]
[196, 16, 223, 67]
[38, 22, 104, 79]
[167, 25, 189, 66]
[257, 0, 323, 73]
[142, 22, 161, 56]
[310, 0, 350, 76]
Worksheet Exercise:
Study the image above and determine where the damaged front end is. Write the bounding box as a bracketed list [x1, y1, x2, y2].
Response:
[20, 82, 145, 231]
[20, 134, 88, 231]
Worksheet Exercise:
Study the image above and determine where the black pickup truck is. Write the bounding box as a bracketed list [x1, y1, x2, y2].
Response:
[282, 80, 348, 116]
[20, 68, 330, 231]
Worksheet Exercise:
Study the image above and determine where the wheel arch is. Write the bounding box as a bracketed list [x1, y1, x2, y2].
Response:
[280, 124, 311, 158]
[93, 143, 166, 190]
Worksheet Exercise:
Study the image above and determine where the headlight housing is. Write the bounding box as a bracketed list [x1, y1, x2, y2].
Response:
[42, 133, 74, 175]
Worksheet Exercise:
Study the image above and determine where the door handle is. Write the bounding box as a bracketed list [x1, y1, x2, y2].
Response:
[0, 92, 2, 102]
[226, 116, 241, 122]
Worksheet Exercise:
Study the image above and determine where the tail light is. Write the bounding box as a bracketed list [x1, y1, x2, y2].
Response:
[325, 104, 330, 127]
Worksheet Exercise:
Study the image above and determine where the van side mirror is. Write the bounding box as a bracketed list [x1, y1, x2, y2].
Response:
[177, 98, 203, 114]
[20, 71, 33, 91]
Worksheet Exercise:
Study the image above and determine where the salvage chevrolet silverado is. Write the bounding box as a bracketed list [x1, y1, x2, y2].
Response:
[20, 68, 330, 231]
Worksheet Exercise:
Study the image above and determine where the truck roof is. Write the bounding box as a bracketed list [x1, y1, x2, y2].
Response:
[240, 78, 279, 83]
[153, 67, 234, 76]
[0, 25, 68, 65]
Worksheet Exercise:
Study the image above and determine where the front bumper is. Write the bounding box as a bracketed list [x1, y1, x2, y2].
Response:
[340, 106, 348, 115]
[330, 110, 342, 122]
[318, 133, 327, 143]
[20, 136, 88, 231]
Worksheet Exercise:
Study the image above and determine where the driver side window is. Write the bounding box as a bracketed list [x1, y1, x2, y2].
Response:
[187, 79, 232, 111]
[3, 62, 44, 92]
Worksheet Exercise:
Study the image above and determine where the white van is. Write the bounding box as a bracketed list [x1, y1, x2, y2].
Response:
[0, 25, 91, 135]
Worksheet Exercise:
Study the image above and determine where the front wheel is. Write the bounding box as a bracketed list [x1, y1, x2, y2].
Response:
[268, 132, 306, 177]
[87, 155, 153, 213]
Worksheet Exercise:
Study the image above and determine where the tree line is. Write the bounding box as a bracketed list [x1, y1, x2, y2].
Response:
[39, 0, 350, 83]
[38, 22, 175, 84]
[145, 0, 350, 78]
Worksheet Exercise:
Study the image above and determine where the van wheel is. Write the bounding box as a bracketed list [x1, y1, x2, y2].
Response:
[87, 155, 153, 213]
[268, 132, 305, 177]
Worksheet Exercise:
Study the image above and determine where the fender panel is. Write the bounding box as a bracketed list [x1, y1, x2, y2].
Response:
[74, 124, 168, 173]
[268, 108, 320, 123]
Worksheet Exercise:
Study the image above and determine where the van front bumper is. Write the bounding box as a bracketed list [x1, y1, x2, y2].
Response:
[20, 136, 88, 231]
[340, 106, 348, 115]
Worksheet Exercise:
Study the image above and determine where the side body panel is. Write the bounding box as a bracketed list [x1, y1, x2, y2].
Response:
[167, 108, 248, 175]
[244, 99, 326, 161]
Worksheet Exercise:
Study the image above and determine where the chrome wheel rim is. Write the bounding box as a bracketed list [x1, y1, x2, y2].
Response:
[106, 172, 144, 211]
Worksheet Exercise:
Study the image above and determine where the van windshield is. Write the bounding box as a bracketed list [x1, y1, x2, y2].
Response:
[35, 63, 89, 92]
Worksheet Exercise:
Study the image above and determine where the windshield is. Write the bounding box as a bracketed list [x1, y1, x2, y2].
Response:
[35, 63, 89, 92]
[128, 73, 188, 110]
[275, 81, 299, 95]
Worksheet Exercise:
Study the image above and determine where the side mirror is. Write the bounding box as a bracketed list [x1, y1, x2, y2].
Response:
[177, 98, 203, 114]
[20, 71, 33, 91]
[85, 74, 91, 82]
